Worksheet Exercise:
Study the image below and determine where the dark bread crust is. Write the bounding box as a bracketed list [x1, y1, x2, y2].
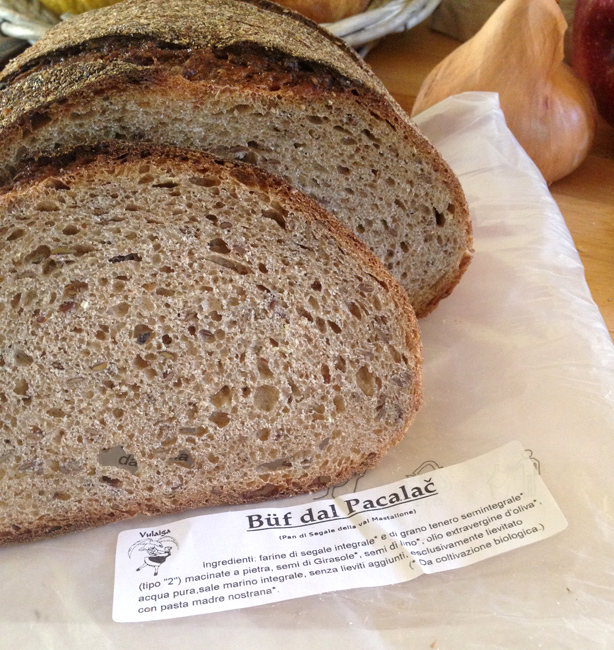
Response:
[0, 0, 374, 87]
[0, 143, 422, 546]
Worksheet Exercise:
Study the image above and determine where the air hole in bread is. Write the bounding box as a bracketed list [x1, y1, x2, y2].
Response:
[38, 258, 59, 278]
[14, 350, 33, 366]
[63, 280, 88, 298]
[6, 228, 25, 241]
[254, 385, 279, 412]
[261, 207, 286, 230]
[11, 292, 21, 309]
[356, 365, 376, 397]
[257, 358, 273, 379]
[61, 224, 80, 236]
[321, 364, 331, 383]
[210, 385, 232, 408]
[110, 302, 130, 317]
[24, 245, 51, 264]
[109, 252, 141, 263]
[134, 354, 149, 369]
[13, 379, 29, 396]
[333, 394, 345, 413]
[152, 179, 180, 189]
[46, 407, 67, 418]
[209, 411, 230, 427]
[208, 238, 230, 254]
[199, 329, 214, 342]
[189, 176, 219, 187]
[258, 458, 291, 471]
[74, 244, 96, 257]
[297, 307, 313, 322]
[205, 255, 251, 275]
[327, 320, 342, 334]
[347, 302, 361, 320]
[101, 476, 123, 487]
[244, 484, 277, 499]
[133, 323, 153, 344]
[35, 200, 60, 212]
[435, 209, 445, 227]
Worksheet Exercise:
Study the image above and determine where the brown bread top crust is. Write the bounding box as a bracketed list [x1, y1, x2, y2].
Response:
[0, 0, 376, 89]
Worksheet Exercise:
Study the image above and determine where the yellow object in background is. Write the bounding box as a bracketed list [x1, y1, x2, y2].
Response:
[38, 0, 121, 16]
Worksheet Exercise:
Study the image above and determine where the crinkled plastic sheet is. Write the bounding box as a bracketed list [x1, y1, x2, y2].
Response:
[1, 92, 613, 649]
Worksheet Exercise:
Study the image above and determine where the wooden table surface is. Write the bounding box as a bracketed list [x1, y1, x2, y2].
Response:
[366, 23, 614, 341]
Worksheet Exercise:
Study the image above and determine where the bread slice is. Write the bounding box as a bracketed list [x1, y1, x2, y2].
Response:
[0, 143, 422, 546]
[0, 0, 472, 318]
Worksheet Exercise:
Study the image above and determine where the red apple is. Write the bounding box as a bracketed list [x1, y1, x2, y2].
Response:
[573, 0, 614, 126]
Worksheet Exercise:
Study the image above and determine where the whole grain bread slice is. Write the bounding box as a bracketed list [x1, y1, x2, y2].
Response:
[0, 0, 472, 317]
[0, 143, 421, 546]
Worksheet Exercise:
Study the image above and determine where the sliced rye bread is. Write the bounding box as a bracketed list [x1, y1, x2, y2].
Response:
[0, 143, 422, 545]
[0, 0, 473, 318]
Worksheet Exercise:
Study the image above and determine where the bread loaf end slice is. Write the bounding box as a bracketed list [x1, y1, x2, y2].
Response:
[0, 144, 421, 545]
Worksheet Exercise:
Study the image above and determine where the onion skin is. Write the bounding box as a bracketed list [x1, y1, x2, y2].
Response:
[412, 0, 598, 184]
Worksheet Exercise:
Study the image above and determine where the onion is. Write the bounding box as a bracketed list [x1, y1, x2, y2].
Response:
[411, 0, 597, 184]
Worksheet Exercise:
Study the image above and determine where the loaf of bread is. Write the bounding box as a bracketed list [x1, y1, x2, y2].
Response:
[273, 0, 370, 23]
[0, 144, 422, 545]
[0, 0, 472, 317]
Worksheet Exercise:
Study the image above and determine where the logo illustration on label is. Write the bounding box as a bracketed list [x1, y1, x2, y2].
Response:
[128, 531, 179, 576]
[410, 460, 443, 476]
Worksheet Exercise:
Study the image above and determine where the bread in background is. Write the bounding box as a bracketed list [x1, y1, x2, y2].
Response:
[274, 0, 370, 23]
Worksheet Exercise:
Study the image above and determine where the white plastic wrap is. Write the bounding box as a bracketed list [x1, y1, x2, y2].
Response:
[2, 92, 613, 649]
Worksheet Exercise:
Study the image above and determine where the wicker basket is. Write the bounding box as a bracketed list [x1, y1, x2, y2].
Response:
[0, 0, 442, 64]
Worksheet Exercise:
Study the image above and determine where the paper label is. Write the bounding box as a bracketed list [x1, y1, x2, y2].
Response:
[112, 441, 567, 622]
